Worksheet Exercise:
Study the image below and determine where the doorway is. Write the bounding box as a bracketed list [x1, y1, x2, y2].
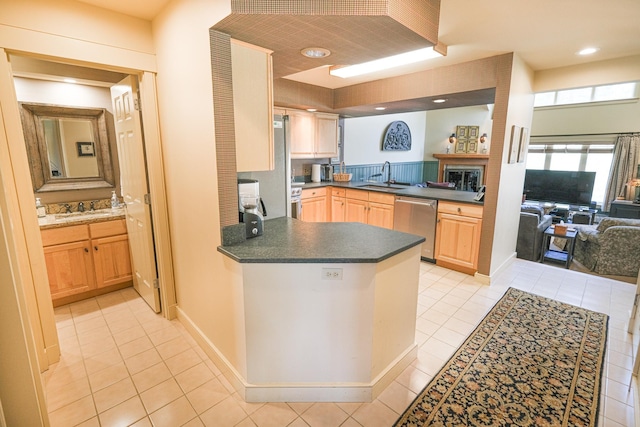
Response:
[2, 52, 176, 382]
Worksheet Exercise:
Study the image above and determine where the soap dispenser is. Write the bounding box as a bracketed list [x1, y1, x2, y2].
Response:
[35, 198, 46, 218]
[110, 191, 119, 209]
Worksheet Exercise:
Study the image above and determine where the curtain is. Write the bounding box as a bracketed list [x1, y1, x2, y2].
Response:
[604, 133, 640, 211]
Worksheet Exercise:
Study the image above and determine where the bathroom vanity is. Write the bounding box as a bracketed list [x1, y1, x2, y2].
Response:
[39, 209, 132, 306]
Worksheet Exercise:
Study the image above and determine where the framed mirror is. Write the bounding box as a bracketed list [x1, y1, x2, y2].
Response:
[19, 102, 116, 192]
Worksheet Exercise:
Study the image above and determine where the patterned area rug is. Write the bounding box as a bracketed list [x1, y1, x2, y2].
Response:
[394, 287, 608, 427]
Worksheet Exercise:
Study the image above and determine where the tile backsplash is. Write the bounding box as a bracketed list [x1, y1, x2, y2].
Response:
[41, 197, 118, 215]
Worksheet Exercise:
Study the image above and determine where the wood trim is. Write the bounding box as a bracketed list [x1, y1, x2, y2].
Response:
[89, 219, 127, 238]
[435, 259, 477, 276]
[139, 71, 177, 320]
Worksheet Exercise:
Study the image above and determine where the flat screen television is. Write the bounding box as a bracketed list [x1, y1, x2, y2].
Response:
[523, 170, 596, 206]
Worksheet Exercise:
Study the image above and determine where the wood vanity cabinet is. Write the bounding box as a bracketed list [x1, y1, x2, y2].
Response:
[345, 189, 394, 229]
[287, 109, 339, 159]
[435, 201, 483, 273]
[89, 220, 132, 289]
[330, 187, 346, 222]
[300, 187, 327, 222]
[41, 219, 132, 305]
[41, 225, 94, 301]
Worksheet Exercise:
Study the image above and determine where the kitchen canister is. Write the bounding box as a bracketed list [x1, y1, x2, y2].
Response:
[311, 164, 321, 183]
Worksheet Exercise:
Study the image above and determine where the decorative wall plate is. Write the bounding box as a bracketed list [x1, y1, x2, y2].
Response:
[382, 121, 411, 151]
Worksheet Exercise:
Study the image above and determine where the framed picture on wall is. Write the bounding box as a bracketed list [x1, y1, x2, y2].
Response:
[508, 126, 520, 164]
[517, 127, 529, 163]
[77, 141, 95, 157]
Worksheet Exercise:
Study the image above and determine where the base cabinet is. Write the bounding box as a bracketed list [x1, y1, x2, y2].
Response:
[43, 239, 94, 300]
[41, 219, 133, 305]
[345, 189, 394, 229]
[300, 188, 327, 222]
[435, 201, 483, 273]
[330, 188, 346, 222]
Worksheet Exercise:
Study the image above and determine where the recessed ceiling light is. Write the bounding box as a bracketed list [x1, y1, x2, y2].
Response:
[375, 107, 386, 111]
[433, 99, 447, 103]
[578, 47, 599, 56]
[329, 46, 443, 78]
[301, 47, 331, 58]
[306, 108, 317, 112]
[63, 78, 77, 84]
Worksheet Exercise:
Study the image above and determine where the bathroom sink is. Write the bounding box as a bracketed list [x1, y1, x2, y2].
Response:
[54, 209, 119, 221]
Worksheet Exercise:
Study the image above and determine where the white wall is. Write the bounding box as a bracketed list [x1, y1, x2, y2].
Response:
[343, 107, 495, 165]
[491, 55, 535, 276]
[534, 55, 640, 93]
[343, 111, 426, 164]
[532, 99, 640, 135]
[152, 0, 249, 370]
[13, 77, 113, 111]
[425, 105, 494, 158]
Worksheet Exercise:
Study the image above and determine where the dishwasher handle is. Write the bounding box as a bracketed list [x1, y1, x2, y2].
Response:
[395, 197, 437, 208]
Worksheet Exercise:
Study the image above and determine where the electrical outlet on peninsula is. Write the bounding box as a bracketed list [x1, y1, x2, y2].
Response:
[322, 268, 343, 280]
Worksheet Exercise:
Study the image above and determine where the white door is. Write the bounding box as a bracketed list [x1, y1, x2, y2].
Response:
[111, 76, 161, 312]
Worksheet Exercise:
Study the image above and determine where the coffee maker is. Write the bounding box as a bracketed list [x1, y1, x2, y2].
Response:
[238, 179, 266, 238]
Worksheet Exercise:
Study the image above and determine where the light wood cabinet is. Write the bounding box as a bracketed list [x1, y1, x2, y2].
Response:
[330, 187, 346, 222]
[232, 39, 274, 172]
[435, 201, 483, 274]
[90, 220, 132, 289]
[300, 187, 327, 222]
[314, 113, 339, 158]
[41, 219, 133, 305]
[345, 189, 395, 229]
[287, 109, 339, 159]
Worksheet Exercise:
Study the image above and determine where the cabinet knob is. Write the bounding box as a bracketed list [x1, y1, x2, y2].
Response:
[94, 246, 98, 251]
[457, 207, 462, 213]
[84, 248, 89, 253]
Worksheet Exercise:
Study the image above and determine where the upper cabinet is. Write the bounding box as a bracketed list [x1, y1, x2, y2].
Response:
[231, 39, 274, 172]
[286, 109, 339, 159]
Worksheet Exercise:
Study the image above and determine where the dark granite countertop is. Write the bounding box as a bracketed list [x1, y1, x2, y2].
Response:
[298, 181, 483, 205]
[218, 217, 425, 263]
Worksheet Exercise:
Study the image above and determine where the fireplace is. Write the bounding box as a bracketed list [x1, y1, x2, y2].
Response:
[444, 165, 484, 192]
[433, 153, 488, 193]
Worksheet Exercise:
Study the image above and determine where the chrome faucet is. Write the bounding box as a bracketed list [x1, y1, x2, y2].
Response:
[78, 202, 85, 212]
[381, 161, 391, 184]
[63, 204, 72, 213]
[90, 201, 96, 211]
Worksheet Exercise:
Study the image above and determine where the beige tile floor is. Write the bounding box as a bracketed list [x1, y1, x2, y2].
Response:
[44, 258, 637, 426]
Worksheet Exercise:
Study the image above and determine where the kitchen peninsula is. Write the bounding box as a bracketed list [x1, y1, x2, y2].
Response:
[216, 218, 424, 402]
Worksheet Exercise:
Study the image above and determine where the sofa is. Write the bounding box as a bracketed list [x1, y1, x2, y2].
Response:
[517, 205, 553, 261]
[573, 217, 640, 277]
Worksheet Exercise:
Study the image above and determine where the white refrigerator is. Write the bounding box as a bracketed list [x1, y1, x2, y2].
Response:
[237, 114, 290, 219]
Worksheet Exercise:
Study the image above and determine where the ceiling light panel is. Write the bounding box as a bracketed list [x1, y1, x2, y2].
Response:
[329, 47, 442, 78]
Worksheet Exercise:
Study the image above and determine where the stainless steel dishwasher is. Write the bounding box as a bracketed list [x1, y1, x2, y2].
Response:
[393, 196, 437, 260]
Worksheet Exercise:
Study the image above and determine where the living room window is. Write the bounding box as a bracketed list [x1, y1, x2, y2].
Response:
[526, 141, 615, 206]
[534, 82, 638, 107]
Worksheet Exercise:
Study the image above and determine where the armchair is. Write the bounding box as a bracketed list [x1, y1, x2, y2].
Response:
[517, 205, 553, 261]
[573, 217, 640, 277]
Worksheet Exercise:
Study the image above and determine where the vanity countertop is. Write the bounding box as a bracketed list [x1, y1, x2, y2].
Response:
[218, 217, 425, 263]
[38, 208, 125, 230]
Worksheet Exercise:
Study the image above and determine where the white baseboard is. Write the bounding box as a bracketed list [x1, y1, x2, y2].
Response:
[176, 307, 418, 402]
[475, 252, 517, 285]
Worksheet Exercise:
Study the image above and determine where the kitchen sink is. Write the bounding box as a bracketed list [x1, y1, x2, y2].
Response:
[357, 184, 409, 192]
